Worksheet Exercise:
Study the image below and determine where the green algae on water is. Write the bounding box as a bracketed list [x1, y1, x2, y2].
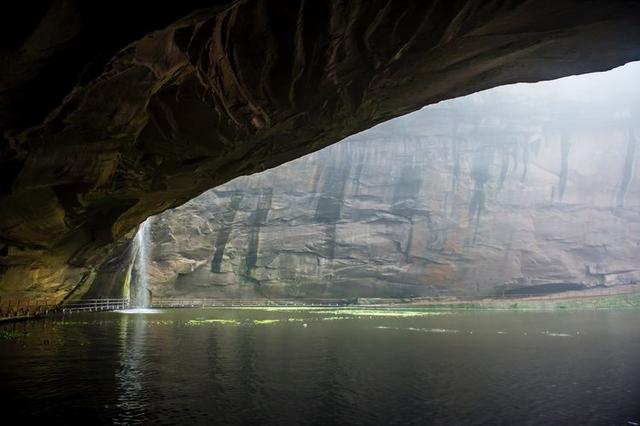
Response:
[186, 319, 240, 326]
[313, 309, 450, 317]
[143, 320, 175, 326]
[53, 321, 95, 326]
[231, 306, 327, 312]
[375, 326, 459, 334]
[252, 319, 280, 325]
[226, 306, 453, 316]
[320, 316, 351, 321]
[0, 330, 30, 340]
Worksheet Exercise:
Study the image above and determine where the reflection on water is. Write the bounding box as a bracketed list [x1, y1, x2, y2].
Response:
[115, 314, 148, 424]
[1, 308, 640, 425]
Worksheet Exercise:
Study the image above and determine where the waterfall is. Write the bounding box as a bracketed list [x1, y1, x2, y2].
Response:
[134, 218, 151, 307]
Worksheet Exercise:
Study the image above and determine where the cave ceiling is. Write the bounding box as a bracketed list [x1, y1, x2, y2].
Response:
[1, 0, 639, 297]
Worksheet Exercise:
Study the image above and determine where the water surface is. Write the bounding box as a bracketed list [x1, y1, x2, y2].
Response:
[1, 308, 639, 425]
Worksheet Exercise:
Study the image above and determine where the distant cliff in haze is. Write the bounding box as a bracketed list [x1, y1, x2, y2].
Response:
[140, 64, 640, 298]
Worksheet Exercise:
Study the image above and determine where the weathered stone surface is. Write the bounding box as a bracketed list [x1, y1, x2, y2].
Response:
[1, 1, 640, 299]
[142, 65, 640, 298]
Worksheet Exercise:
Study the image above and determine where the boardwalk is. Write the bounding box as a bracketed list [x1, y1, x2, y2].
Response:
[0, 298, 130, 322]
[60, 298, 130, 313]
[2, 285, 638, 323]
[0, 297, 56, 322]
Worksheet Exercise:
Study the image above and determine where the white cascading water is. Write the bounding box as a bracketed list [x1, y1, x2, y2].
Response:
[134, 218, 151, 307]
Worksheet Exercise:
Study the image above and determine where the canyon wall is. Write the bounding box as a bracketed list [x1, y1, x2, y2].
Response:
[3, 1, 640, 301]
[139, 65, 640, 298]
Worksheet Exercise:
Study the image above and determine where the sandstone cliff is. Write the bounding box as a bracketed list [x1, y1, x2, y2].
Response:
[138, 64, 640, 298]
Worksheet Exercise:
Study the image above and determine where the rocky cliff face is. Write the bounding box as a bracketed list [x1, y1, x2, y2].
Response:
[138, 64, 640, 298]
[2, 1, 640, 301]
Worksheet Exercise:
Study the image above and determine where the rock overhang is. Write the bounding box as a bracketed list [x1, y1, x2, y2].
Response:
[1, 0, 640, 299]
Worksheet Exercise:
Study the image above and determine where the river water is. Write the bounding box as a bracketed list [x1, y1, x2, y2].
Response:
[1, 308, 639, 425]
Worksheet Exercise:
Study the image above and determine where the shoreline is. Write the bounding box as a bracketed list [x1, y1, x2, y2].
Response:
[392, 285, 640, 311]
[1, 285, 639, 324]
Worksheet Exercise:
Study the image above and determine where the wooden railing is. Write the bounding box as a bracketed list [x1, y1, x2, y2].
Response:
[0, 297, 131, 321]
[0, 297, 56, 320]
[60, 298, 130, 313]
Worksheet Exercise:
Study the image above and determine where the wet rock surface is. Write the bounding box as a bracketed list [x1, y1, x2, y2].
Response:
[1, 1, 640, 299]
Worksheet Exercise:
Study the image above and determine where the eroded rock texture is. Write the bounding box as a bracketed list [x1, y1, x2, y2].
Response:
[138, 65, 640, 298]
[1, 1, 640, 299]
